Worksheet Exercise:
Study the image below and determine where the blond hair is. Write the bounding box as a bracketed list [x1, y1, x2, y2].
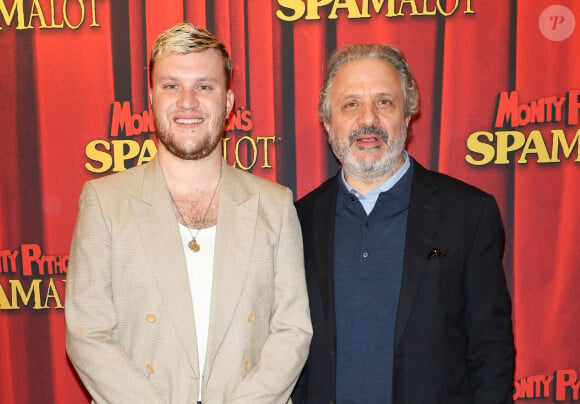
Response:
[149, 22, 233, 88]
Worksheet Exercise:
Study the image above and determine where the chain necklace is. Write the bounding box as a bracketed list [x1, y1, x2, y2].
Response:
[170, 166, 222, 253]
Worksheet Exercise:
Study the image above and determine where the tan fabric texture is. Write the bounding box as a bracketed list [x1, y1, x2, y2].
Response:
[65, 158, 312, 404]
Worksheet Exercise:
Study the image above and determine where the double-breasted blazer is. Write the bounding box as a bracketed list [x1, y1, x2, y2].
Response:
[65, 157, 312, 403]
[292, 159, 514, 404]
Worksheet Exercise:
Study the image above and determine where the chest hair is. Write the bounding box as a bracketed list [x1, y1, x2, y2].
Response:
[171, 190, 220, 229]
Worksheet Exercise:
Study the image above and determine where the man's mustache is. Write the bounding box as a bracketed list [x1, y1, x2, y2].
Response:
[349, 125, 389, 144]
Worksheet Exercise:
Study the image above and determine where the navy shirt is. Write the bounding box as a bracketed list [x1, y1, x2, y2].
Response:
[334, 160, 413, 403]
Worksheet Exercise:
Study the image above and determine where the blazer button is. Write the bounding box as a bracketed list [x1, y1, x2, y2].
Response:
[146, 313, 156, 323]
[247, 312, 255, 322]
[243, 360, 249, 371]
[146, 364, 154, 374]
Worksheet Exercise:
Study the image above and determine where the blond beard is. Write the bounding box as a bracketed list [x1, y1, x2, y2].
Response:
[154, 113, 226, 161]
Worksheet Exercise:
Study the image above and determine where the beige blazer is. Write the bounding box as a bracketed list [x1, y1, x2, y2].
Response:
[65, 158, 312, 403]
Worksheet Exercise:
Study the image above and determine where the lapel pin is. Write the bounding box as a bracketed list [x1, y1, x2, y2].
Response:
[427, 248, 448, 259]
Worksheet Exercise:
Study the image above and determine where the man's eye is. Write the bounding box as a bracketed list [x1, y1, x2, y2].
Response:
[198, 84, 213, 91]
[164, 84, 178, 90]
[378, 99, 392, 106]
[344, 102, 358, 109]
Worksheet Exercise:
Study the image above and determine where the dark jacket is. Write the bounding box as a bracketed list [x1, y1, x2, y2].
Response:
[292, 159, 514, 404]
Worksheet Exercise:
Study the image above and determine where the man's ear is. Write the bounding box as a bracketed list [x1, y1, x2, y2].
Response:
[226, 89, 234, 118]
[323, 120, 331, 142]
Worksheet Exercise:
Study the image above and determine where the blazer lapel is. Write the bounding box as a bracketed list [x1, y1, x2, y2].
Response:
[394, 161, 442, 350]
[203, 163, 258, 377]
[128, 158, 200, 377]
[311, 177, 339, 349]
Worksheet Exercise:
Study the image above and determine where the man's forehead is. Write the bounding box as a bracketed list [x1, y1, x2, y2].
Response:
[332, 59, 403, 93]
[337, 57, 395, 73]
[156, 49, 221, 66]
[153, 51, 226, 80]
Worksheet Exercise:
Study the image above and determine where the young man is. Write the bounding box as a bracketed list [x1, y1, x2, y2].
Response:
[66, 22, 311, 403]
[293, 43, 514, 403]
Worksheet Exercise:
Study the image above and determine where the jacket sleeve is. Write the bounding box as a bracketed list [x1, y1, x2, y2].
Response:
[465, 195, 515, 403]
[290, 360, 308, 404]
[227, 188, 313, 404]
[65, 182, 168, 404]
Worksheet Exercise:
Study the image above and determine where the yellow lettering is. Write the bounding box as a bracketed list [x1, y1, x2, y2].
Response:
[495, 131, 525, 164]
[420, 0, 436, 15]
[85, 139, 113, 173]
[44, 278, 64, 309]
[112, 140, 141, 172]
[10, 279, 46, 309]
[518, 130, 551, 164]
[0, 282, 13, 309]
[222, 137, 232, 162]
[399, 0, 419, 16]
[136, 139, 157, 166]
[465, 0, 474, 14]
[235, 136, 259, 170]
[28, 0, 48, 29]
[0, 0, 26, 30]
[86, 134, 274, 175]
[63, 0, 85, 30]
[328, 0, 362, 19]
[223, 135, 276, 171]
[257, 136, 276, 168]
[276, 0, 306, 21]
[359, 0, 386, 17]
[276, 0, 475, 20]
[466, 128, 580, 166]
[86, 139, 158, 174]
[47, 0, 64, 28]
[551, 129, 580, 162]
[306, 0, 333, 20]
[89, 0, 99, 26]
[465, 131, 495, 166]
[0, 0, 100, 30]
[385, 0, 401, 16]
[437, 0, 459, 16]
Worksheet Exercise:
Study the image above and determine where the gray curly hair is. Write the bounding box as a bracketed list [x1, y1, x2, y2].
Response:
[319, 43, 419, 122]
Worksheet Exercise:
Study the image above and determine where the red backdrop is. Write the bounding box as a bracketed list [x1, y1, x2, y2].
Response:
[1, 1, 579, 402]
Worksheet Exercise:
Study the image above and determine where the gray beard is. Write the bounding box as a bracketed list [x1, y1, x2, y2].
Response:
[329, 124, 407, 182]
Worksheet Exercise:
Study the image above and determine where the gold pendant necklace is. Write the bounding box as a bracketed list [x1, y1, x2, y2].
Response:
[170, 166, 222, 253]
[188, 238, 201, 252]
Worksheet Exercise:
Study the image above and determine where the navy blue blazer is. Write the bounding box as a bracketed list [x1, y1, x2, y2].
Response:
[292, 159, 514, 404]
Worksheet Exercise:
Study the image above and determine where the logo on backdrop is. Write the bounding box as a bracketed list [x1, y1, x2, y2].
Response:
[539, 5, 575, 42]
[276, 0, 474, 21]
[0, 244, 67, 310]
[84, 101, 276, 174]
[465, 89, 580, 165]
[0, 0, 101, 30]
[513, 368, 580, 401]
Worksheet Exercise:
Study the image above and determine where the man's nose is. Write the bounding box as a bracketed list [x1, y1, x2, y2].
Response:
[358, 103, 379, 125]
[177, 89, 199, 109]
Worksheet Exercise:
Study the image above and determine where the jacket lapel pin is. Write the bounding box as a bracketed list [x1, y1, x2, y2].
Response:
[427, 248, 448, 259]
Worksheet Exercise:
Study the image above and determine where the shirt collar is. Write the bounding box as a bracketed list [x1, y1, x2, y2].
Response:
[340, 151, 411, 200]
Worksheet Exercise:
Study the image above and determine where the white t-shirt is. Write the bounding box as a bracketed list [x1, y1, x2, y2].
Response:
[178, 223, 216, 401]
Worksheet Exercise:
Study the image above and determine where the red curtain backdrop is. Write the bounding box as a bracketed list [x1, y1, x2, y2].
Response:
[1, 1, 578, 402]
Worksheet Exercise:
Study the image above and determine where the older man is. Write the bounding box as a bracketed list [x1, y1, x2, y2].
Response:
[66, 22, 311, 404]
[292, 43, 514, 403]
